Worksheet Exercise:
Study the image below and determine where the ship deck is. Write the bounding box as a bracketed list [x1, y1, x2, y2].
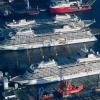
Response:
[0, 30, 97, 50]
[11, 57, 100, 85]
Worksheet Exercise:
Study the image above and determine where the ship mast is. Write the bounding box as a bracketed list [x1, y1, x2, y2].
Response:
[80, 0, 82, 4]
[25, 0, 31, 10]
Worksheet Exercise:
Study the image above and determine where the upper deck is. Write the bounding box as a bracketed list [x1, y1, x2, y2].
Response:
[0, 29, 97, 50]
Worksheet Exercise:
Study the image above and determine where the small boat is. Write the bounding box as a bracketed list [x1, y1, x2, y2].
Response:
[58, 81, 84, 95]
[7, 19, 36, 28]
[66, 82, 84, 95]
[40, 81, 83, 100]
[49, 0, 96, 14]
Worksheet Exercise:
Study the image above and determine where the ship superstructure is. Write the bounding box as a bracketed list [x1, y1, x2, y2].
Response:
[54, 14, 95, 26]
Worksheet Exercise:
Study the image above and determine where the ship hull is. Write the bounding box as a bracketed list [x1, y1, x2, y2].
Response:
[50, 7, 91, 14]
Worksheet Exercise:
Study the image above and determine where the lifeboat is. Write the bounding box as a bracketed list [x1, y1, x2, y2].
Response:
[59, 81, 84, 95]
[41, 81, 83, 100]
[49, 0, 95, 14]
[66, 83, 84, 94]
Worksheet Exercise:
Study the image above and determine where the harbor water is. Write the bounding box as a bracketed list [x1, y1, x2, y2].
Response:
[0, 0, 99, 74]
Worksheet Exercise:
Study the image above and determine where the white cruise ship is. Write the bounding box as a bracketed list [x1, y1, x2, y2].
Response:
[0, 29, 97, 50]
[10, 52, 100, 85]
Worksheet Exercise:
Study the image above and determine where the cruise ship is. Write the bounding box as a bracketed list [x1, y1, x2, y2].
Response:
[0, 29, 97, 50]
[10, 51, 100, 85]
